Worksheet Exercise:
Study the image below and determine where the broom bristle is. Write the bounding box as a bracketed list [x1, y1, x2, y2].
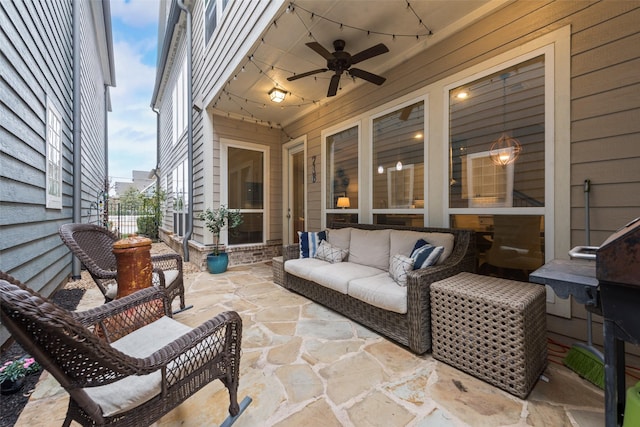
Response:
[563, 345, 604, 389]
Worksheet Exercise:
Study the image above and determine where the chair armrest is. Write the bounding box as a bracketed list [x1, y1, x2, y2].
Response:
[145, 311, 242, 384]
[151, 253, 183, 274]
[282, 244, 299, 262]
[76, 287, 171, 342]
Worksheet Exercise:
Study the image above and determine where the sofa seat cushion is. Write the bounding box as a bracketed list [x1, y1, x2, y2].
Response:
[348, 273, 408, 314]
[390, 230, 454, 265]
[285, 258, 331, 280]
[308, 262, 384, 294]
[84, 316, 193, 416]
[349, 229, 391, 271]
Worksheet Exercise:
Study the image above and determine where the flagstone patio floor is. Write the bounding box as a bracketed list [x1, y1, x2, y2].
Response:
[16, 262, 607, 427]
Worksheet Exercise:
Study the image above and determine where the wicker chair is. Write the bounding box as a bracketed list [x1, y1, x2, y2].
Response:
[0, 271, 243, 427]
[59, 223, 186, 309]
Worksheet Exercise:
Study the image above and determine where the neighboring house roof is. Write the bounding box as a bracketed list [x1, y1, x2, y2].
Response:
[150, 0, 183, 108]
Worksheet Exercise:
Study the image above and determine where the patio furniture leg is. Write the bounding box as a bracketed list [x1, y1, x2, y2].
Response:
[173, 304, 193, 314]
[220, 396, 252, 427]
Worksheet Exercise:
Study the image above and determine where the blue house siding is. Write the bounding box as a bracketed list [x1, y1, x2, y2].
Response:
[0, 0, 114, 346]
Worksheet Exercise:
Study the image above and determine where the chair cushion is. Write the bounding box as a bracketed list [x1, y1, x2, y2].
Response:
[83, 316, 192, 416]
[284, 258, 331, 280]
[348, 273, 408, 314]
[152, 269, 179, 286]
[298, 230, 327, 258]
[308, 262, 384, 294]
[105, 283, 117, 300]
[315, 240, 348, 264]
[349, 229, 391, 271]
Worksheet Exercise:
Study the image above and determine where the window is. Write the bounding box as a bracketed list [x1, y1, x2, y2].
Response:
[204, 0, 230, 45]
[172, 159, 189, 236]
[46, 100, 62, 209]
[224, 143, 267, 245]
[372, 101, 424, 227]
[449, 56, 545, 210]
[172, 58, 187, 145]
[325, 125, 359, 225]
[448, 55, 547, 278]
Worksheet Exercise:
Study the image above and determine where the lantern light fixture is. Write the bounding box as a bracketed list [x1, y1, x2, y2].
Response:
[269, 87, 286, 103]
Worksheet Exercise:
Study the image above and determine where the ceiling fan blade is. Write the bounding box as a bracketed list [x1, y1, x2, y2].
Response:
[350, 43, 389, 65]
[287, 69, 328, 81]
[349, 68, 386, 86]
[327, 74, 340, 97]
[306, 42, 334, 60]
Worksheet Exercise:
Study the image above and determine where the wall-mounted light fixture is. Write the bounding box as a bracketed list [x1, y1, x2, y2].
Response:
[269, 87, 286, 103]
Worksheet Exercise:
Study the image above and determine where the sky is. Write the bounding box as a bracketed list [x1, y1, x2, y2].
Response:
[108, 0, 160, 186]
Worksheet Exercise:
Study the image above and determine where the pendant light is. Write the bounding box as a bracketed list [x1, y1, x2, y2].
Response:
[490, 73, 522, 166]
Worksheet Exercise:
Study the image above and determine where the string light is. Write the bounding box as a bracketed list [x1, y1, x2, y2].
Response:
[217, 0, 434, 125]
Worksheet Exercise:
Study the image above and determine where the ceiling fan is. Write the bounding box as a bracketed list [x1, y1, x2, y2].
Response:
[287, 39, 389, 97]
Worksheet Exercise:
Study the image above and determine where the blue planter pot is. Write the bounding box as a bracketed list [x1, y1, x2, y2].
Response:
[207, 253, 229, 274]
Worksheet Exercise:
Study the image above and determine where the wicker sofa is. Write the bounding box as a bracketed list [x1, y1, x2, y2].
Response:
[282, 223, 476, 354]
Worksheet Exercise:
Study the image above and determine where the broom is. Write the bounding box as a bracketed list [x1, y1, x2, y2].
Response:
[563, 179, 604, 389]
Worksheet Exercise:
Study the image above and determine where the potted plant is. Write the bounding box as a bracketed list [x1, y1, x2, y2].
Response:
[0, 356, 41, 395]
[198, 205, 243, 273]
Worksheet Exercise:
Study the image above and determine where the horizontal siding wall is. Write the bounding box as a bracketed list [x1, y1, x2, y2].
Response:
[0, 0, 111, 346]
[0, 0, 74, 293]
[279, 0, 640, 353]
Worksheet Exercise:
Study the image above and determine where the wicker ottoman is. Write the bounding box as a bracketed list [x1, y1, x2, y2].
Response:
[430, 272, 547, 398]
[272, 256, 284, 286]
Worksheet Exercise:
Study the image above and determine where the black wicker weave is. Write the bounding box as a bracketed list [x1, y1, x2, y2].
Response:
[0, 271, 242, 427]
[59, 223, 186, 309]
[281, 223, 476, 354]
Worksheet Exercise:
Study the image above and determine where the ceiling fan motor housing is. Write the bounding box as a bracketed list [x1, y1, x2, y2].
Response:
[328, 40, 350, 74]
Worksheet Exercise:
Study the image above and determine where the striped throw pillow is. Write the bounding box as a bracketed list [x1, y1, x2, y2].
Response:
[298, 230, 327, 258]
[410, 239, 444, 270]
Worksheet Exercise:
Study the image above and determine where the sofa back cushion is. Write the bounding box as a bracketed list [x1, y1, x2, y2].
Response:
[327, 227, 352, 250]
[349, 229, 391, 271]
[389, 230, 455, 265]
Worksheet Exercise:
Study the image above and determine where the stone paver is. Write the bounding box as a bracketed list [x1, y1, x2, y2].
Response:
[16, 262, 606, 427]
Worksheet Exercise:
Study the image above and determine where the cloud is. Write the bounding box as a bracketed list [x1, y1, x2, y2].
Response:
[110, 0, 160, 28]
[108, 37, 158, 185]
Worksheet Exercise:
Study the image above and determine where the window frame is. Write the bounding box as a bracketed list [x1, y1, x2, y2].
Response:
[370, 97, 428, 221]
[321, 121, 361, 228]
[444, 46, 553, 222]
[172, 58, 187, 145]
[203, 0, 230, 47]
[220, 138, 269, 247]
[45, 98, 63, 210]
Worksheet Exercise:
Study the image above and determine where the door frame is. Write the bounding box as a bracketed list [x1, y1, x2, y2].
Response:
[282, 136, 307, 245]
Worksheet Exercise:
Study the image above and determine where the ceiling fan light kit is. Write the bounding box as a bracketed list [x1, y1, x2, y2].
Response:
[287, 39, 389, 97]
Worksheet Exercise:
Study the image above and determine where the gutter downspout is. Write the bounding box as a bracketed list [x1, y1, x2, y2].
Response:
[104, 85, 110, 228]
[153, 107, 161, 233]
[72, 0, 82, 279]
[177, 0, 193, 261]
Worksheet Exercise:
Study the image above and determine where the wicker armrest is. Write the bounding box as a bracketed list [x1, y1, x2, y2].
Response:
[282, 244, 299, 261]
[151, 253, 183, 274]
[147, 311, 242, 370]
[77, 287, 170, 342]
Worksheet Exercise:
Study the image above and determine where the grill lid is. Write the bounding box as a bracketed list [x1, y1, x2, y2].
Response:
[596, 217, 640, 287]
